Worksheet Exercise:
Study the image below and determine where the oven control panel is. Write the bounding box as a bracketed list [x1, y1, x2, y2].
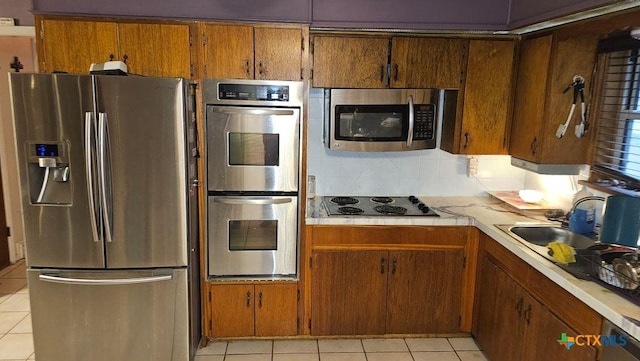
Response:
[218, 83, 289, 101]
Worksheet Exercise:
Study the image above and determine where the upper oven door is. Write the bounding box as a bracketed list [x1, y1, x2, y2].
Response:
[207, 106, 300, 192]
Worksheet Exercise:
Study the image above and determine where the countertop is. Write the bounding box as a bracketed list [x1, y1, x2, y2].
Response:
[306, 195, 640, 340]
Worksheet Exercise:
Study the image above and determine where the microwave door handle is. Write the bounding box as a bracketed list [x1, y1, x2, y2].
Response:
[214, 197, 292, 205]
[407, 95, 415, 148]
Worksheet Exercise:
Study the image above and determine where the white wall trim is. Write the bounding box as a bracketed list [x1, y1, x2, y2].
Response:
[0, 26, 35, 37]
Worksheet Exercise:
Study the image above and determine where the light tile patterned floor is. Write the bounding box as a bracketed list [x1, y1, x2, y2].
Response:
[195, 337, 488, 361]
[0, 260, 34, 361]
[0, 261, 488, 361]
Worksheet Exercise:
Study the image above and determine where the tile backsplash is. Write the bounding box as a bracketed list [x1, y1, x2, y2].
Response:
[307, 88, 529, 197]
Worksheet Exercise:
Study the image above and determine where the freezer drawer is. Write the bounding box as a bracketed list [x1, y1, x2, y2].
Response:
[28, 268, 189, 361]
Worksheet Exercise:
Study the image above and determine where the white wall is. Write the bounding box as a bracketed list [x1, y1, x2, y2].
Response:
[306, 88, 530, 197]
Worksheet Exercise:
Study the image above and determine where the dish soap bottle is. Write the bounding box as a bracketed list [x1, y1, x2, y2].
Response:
[569, 186, 596, 234]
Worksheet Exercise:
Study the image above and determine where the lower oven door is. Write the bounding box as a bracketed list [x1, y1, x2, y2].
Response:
[208, 195, 298, 278]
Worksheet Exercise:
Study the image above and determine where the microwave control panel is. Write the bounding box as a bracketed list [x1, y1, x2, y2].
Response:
[413, 104, 435, 140]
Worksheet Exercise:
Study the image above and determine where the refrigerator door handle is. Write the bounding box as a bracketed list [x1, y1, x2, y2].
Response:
[84, 112, 101, 243]
[38, 274, 173, 285]
[98, 112, 113, 243]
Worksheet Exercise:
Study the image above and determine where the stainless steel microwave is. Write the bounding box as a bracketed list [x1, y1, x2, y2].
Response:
[324, 88, 447, 152]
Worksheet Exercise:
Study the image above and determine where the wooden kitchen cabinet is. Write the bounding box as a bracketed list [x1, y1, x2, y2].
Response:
[309, 226, 470, 336]
[36, 17, 191, 78]
[206, 282, 297, 337]
[509, 32, 599, 164]
[201, 23, 306, 81]
[312, 36, 389, 88]
[441, 39, 516, 155]
[312, 35, 466, 89]
[386, 249, 464, 334]
[473, 232, 601, 361]
[310, 250, 388, 335]
[311, 249, 465, 335]
[390, 37, 467, 89]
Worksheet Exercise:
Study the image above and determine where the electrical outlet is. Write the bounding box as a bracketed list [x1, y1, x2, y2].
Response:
[15, 242, 25, 260]
[467, 156, 479, 177]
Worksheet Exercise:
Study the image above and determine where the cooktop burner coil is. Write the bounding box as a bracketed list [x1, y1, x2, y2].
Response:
[371, 197, 393, 204]
[374, 205, 407, 215]
[331, 197, 359, 206]
[337, 206, 365, 215]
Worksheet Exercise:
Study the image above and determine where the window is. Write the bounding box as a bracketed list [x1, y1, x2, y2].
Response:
[592, 40, 640, 187]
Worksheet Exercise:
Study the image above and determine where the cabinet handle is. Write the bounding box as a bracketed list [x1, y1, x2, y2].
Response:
[392, 258, 397, 274]
[258, 291, 263, 308]
[380, 258, 386, 274]
[246, 291, 251, 308]
[245, 59, 251, 78]
[122, 54, 128, 64]
[463, 133, 469, 149]
[393, 64, 399, 81]
[524, 304, 532, 324]
[109, 54, 114, 61]
[530, 137, 537, 155]
[516, 297, 523, 317]
[380, 65, 385, 82]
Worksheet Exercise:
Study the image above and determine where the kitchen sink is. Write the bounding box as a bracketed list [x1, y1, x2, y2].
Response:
[506, 225, 597, 249]
[496, 224, 599, 279]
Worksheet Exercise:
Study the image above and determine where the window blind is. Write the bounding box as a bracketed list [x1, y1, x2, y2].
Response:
[592, 44, 640, 184]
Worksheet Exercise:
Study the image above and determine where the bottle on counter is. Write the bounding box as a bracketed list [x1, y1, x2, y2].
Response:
[569, 186, 596, 234]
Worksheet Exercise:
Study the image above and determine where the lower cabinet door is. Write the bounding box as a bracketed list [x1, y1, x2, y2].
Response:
[386, 249, 464, 333]
[255, 283, 298, 336]
[522, 295, 597, 361]
[311, 250, 388, 335]
[210, 284, 255, 337]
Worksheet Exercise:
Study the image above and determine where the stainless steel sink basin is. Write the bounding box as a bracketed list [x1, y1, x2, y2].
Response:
[506, 225, 596, 249]
[496, 224, 599, 279]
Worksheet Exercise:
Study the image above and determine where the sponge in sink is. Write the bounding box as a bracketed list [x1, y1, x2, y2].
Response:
[547, 241, 576, 264]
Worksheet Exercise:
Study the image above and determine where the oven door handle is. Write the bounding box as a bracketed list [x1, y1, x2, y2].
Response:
[406, 95, 415, 148]
[214, 197, 293, 205]
[211, 107, 295, 116]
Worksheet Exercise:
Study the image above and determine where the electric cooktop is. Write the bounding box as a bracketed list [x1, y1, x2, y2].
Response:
[322, 196, 439, 217]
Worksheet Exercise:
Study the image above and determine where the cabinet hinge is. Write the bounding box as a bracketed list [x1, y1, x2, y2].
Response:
[308, 319, 311, 330]
[190, 64, 195, 78]
[459, 315, 462, 327]
[310, 69, 314, 80]
[297, 317, 300, 330]
[309, 257, 313, 268]
[297, 289, 300, 301]
[189, 33, 193, 47]
[463, 256, 467, 268]
[202, 33, 207, 47]
[301, 36, 305, 51]
[310, 38, 314, 55]
[5, 227, 10, 237]
[208, 289, 212, 302]
[301, 68, 304, 80]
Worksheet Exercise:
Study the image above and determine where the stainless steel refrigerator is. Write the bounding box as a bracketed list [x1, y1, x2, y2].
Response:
[8, 73, 200, 361]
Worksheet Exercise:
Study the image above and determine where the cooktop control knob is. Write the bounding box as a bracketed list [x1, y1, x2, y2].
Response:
[409, 195, 419, 204]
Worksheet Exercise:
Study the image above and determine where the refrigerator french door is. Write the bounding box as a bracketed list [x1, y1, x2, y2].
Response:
[9, 73, 199, 361]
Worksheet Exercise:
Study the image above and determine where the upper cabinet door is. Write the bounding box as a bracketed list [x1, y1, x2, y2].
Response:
[391, 37, 467, 89]
[312, 36, 389, 88]
[460, 40, 516, 154]
[202, 24, 254, 79]
[509, 35, 552, 162]
[40, 19, 118, 74]
[254, 27, 304, 81]
[117, 23, 191, 78]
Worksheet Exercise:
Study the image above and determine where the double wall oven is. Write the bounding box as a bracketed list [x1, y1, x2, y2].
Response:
[203, 79, 303, 279]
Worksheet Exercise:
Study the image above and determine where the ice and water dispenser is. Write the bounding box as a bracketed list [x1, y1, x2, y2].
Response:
[26, 141, 72, 205]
